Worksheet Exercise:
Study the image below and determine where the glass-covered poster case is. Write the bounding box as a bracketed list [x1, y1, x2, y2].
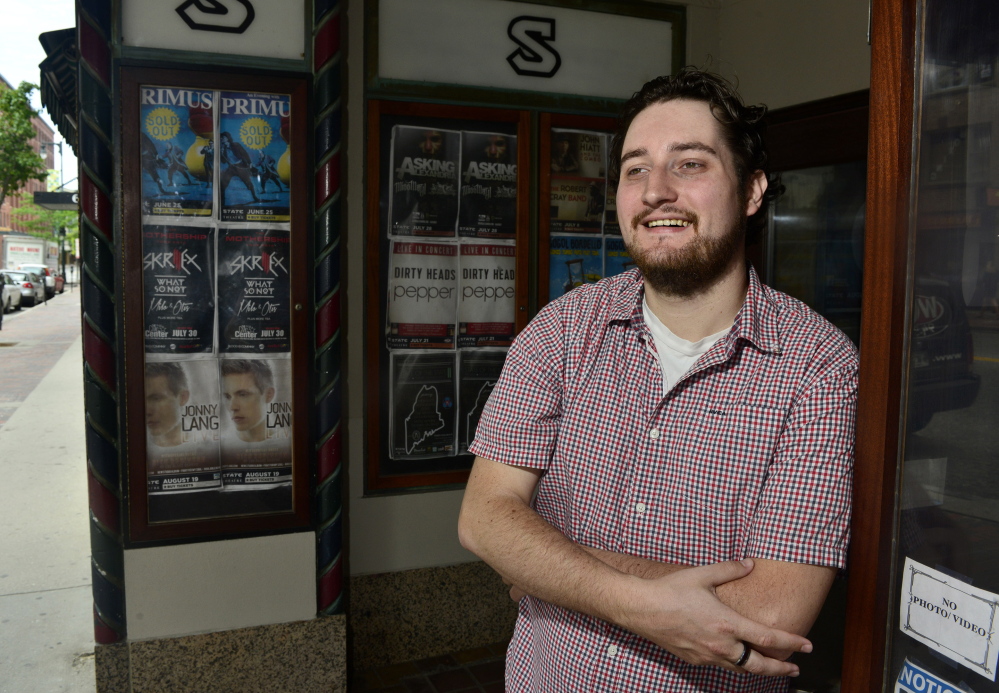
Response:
[365, 101, 529, 491]
[122, 68, 310, 542]
[886, 2, 999, 691]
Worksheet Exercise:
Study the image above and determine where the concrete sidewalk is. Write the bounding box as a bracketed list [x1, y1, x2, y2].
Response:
[0, 291, 95, 692]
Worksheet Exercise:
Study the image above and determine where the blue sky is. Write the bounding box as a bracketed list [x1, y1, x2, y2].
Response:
[1, 0, 79, 188]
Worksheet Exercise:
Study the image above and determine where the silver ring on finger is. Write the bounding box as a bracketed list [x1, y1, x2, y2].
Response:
[734, 643, 751, 668]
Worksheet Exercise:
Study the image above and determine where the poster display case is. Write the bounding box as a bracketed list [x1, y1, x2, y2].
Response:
[122, 68, 310, 542]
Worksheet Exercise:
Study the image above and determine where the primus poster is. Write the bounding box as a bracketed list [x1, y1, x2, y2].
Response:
[219, 92, 291, 223]
[388, 125, 460, 237]
[550, 129, 607, 234]
[458, 131, 517, 239]
[139, 86, 214, 216]
[389, 351, 457, 459]
[458, 243, 515, 348]
[218, 228, 291, 353]
[458, 350, 507, 452]
[219, 357, 293, 493]
[142, 225, 216, 354]
[387, 241, 457, 349]
[145, 358, 221, 495]
[549, 236, 602, 300]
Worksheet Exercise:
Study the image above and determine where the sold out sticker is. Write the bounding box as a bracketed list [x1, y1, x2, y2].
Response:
[899, 557, 999, 680]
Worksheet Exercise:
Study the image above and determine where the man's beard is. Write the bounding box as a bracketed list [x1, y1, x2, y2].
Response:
[625, 211, 745, 298]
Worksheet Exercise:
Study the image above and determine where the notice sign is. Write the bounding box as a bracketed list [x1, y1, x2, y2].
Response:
[900, 557, 999, 679]
[895, 659, 963, 693]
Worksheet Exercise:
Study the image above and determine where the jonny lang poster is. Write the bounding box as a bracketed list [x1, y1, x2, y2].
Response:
[142, 225, 216, 354]
[219, 91, 292, 223]
[388, 125, 460, 237]
[458, 242, 515, 348]
[387, 241, 458, 349]
[550, 129, 607, 235]
[139, 86, 215, 217]
[145, 358, 221, 496]
[458, 131, 517, 239]
[219, 357, 293, 494]
[389, 351, 457, 460]
[217, 228, 291, 353]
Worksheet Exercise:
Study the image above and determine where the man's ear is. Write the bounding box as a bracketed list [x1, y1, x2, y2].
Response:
[745, 170, 768, 217]
[265, 387, 276, 403]
[180, 390, 190, 407]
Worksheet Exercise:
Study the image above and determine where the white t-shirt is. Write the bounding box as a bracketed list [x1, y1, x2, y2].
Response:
[642, 297, 732, 394]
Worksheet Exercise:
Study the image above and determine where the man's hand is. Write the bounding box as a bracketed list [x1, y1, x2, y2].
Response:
[615, 559, 809, 676]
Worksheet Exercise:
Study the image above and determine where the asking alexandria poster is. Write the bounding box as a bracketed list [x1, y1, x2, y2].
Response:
[219, 92, 292, 223]
[388, 125, 460, 237]
[217, 228, 291, 353]
[142, 225, 216, 354]
[139, 87, 215, 216]
[458, 131, 517, 239]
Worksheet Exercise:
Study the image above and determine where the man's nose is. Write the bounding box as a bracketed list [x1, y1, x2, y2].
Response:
[641, 168, 678, 208]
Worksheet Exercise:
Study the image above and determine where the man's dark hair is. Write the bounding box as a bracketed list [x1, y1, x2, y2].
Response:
[608, 66, 781, 242]
[221, 358, 274, 393]
[145, 361, 188, 396]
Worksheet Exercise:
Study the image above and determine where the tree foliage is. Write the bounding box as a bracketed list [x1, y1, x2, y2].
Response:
[0, 82, 48, 211]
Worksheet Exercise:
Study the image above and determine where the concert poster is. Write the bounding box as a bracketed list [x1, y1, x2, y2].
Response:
[219, 356, 293, 494]
[388, 125, 460, 237]
[458, 349, 507, 453]
[219, 91, 292, 223]
[549, 235, 603, 300]
[139, 86, 214, 216]
[387, 240, 458, 349]
[604, 182, 621, 235]
[145, 357, 222, 497]
[389, 351, 457, 460]
[458, 242, 515, 348]
[550, 129, 607, 235]
[457, 131, 517, 239]
[217, 228, 291, 354]
[142, 225, 216, 354]
[604, 237, 635, 278]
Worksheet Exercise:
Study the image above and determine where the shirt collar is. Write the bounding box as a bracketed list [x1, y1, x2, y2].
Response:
[609, 265, 783, 355]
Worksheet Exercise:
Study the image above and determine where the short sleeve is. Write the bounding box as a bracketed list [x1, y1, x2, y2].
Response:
[468, 304, 566, 470]
[746, 363, 858, 569]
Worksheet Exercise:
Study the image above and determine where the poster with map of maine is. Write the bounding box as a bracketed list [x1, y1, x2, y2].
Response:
[389, 351, 457, 460]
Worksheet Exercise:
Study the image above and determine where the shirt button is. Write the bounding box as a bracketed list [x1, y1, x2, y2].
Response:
[607, 644, 619, 657]
[635, 502, 646, 513]
[649, 427, 660, 440]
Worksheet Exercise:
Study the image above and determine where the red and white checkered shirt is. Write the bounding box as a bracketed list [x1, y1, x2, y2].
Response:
[469, 267, 858, 693]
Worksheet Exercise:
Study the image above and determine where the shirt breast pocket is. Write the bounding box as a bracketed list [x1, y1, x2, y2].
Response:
[660, 404, 786, 564]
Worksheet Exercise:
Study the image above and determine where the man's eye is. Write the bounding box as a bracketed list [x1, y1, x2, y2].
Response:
[680, 161, 703, 170]
[627, 166, 647, 176]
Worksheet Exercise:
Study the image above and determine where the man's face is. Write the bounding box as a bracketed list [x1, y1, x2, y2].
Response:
[485, 136, 508, 160]
[145, 375, 187, 437]
[223, 372, 272, 432]
[615, 99, 766, 296]
[418, 130, 443, 157]
[556, 139, 570, 157]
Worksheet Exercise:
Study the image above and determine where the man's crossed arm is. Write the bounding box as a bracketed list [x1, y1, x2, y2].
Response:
[458, 455, 836, 678]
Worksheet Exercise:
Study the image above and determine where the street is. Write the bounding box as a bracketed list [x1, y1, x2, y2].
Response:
[0, 288, 95, 692]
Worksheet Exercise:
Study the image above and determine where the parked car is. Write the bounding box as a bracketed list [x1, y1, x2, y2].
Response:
[2, 272, 22, 312]
[1, 270, 45, 307]
[17, 264, 64, 297]
[906, 276, 981, 431]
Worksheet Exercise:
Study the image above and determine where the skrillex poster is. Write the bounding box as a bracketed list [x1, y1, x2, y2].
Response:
[142, 225, 216, 354]
[458, 131, 517, 239]
[219, 356, 293, 492]
[219, 91, 291, 223]
[389, 351, 457, 460]
[386, 240, 458, 349]
[388, 125, 460, 237]
[217, 228, 291, 353]
[145, 357, 221, 496]
[458, 349, 506, 453]
[139, 86, 215, 216]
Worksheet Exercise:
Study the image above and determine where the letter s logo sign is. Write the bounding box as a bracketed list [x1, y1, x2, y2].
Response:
[175, 0, 255, 34]
[506, 16, 561, 78]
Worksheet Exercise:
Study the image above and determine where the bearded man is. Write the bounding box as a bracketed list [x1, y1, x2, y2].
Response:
[458, 68, 858, 693]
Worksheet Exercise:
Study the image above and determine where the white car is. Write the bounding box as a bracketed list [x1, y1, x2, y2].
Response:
[2, 270, 45, 307]
[17, 263, 63, 297]
[2, 272, 22, 312]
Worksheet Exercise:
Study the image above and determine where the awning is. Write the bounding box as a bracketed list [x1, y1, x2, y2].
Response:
[38, 28, 77, 152]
